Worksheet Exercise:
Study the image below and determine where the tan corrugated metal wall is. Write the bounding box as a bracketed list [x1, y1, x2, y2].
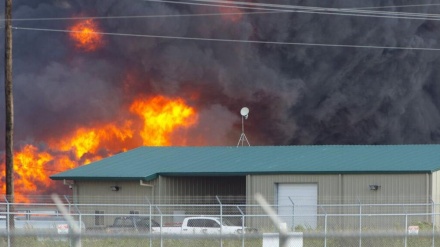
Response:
[158, 176, 246, 200]
[247, 173, 430, 204]
[74, 173, 432, 206]
[341, 174, 429, 203]
[76, 181, 156, 202]
[74, 180, 156, 228]
[246, 173, 432, 230]
[73, 173, 434, 230]
[432, 171, 440, 202]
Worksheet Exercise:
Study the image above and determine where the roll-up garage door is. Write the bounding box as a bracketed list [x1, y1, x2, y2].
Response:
[277, 183, 317, 229]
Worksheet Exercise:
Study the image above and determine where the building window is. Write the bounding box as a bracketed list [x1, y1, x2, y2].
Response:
[95, 210, 104, 226]
[130, 210, 139, 215]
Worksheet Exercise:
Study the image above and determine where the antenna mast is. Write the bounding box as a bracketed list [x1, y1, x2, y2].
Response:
[237, 107, 250, 147]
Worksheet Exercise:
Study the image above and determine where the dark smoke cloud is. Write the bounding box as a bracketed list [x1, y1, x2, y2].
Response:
[1, 0, 440, 151]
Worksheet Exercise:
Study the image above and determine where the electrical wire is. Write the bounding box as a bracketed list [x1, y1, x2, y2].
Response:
[0, 0, 298, 22]
[3, 10, 274, 21]
[2, 0, 440, 21]
[151, 0, 440, 22]
[8, 0, 440, 52]
[12, 25, 440, 51]
[182, 0, 440, 20]
[354, 3, 440, 10]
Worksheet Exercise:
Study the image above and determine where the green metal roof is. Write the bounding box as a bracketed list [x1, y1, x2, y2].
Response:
[50, 145, 440, 181]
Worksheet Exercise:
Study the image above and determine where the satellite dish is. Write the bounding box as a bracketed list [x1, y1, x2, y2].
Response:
[237, 107, 250, 146]
[240, 107, 249, 118]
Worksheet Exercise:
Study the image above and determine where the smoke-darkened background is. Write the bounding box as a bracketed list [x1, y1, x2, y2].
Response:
[1, 0, 440, 194]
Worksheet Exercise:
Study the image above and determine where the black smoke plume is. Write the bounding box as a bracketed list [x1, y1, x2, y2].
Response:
[1, 0, 440, 153]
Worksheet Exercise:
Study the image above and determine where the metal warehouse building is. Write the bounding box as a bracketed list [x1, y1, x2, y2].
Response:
[50, 145, 440, 230]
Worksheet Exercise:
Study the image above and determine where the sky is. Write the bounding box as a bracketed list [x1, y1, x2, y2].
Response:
[1, 0, 440, 195]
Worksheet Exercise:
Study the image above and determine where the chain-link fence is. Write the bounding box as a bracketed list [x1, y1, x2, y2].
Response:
[1, 195, 440, 247]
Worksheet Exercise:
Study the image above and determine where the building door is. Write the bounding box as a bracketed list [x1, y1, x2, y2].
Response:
[277, 183, 317, 229]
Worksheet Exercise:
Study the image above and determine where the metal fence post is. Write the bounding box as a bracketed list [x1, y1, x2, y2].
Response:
[52, 194, 81, 247]
[404, 214, 408, 247]
[236, 205, 245, 247]
[155, 205, 163, 247]
[64, 194, 73, 247]
[325, 213, 328, 247]
[431, 199, 435, 247]
[288, 197, 295, 231]
[403, 204, 408, 247]
[5, 196, 10, 247]
[358, 198, 362, 247]
[146, 197, 152, 247]
[64, 195, 71, 214]
[216, 196, 223, 247]
[320, 205, 327, 247]
[66, 195, 82, 247]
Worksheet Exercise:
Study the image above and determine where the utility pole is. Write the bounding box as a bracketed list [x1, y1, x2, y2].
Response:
[5, 0, 15, 245]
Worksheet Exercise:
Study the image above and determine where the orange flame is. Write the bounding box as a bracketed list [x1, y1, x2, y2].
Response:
[50, 121, 134, 160]
[69, 19, 104, 51]
[1, 145, 52, 202]
[130, 96, 198, 146]
[1, 95, 198, 198]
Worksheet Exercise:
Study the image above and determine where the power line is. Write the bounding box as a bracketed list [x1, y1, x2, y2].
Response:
[0, 0, 298, 22]
[176, 0, 440, 21]
[354, 3, 440, 10]
[2, 0, 440, 21]
[3, 10, 273, 21]
[0, 0, 282, 22]
[179, 0, 440, 21]
[12, 25, 440, 51]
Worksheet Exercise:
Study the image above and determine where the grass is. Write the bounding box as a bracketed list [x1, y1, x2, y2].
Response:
[1, 228, 438, 247]
[2, 236, 437, 247]
[0, 236, 262, 247]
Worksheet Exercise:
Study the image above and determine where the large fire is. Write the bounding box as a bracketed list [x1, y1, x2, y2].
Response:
[1, 96, 198, 201]
[130, 96, 198, 146]
[49, 121, 134, 161]
[1, 15, 203, 201]
[68, 19, 104, 51]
